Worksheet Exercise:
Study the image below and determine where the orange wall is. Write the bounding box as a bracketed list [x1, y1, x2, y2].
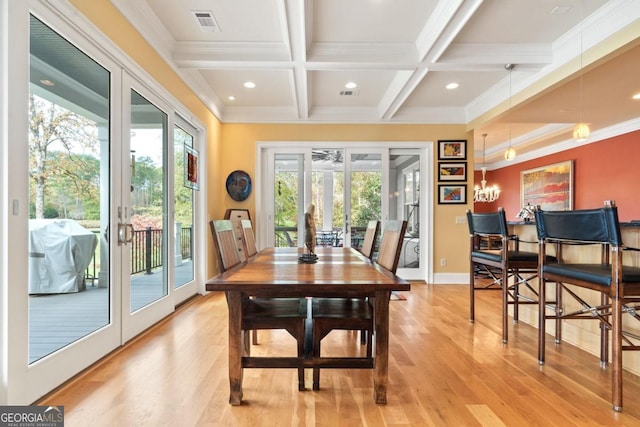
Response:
[473, 130, 640, 222]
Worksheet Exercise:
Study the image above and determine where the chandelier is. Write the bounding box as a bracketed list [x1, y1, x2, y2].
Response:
[473, 134, 500, 203]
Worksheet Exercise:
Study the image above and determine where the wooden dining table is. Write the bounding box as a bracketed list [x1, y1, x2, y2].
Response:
[205, 246, 410, 405]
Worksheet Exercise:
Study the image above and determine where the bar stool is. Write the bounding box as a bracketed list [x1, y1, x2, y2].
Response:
[535, 201, 640, 411]
[467, 208, 553, 343]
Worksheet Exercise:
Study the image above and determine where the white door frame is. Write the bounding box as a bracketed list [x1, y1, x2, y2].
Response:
[1, 0, 206, 404]
[120, 74, 175, 343]
[256, 141, 433, 283]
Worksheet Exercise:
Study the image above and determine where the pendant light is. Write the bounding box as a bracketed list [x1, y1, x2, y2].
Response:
[574, 0, 590, 142]
[504, 64, 516, 160]
[473, 134, 500, 203]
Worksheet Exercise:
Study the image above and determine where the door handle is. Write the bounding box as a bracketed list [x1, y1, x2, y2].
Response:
[116, 206, 135, 245]
[125, 224, 134, 243]
[117, 223, 127, 245]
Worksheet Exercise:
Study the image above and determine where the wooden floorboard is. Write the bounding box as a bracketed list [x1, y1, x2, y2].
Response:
[38, 282, 640, 426]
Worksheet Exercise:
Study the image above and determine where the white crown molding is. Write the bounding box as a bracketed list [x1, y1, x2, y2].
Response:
[465, 0, 640, 126]
[41, 0, 205, 130]
[441, 43, 552, 65]
[110, 0, 176, 60]
[174, 41, 290, 66]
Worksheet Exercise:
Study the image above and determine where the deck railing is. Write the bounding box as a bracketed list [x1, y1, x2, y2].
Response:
[274, 226, 367, 248]
[85, 226, 193, 281]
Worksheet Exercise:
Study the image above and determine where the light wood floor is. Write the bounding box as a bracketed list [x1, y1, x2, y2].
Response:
[38, 282, 640, 426]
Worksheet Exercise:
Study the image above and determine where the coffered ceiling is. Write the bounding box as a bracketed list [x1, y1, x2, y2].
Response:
[111, 0, 640, 167]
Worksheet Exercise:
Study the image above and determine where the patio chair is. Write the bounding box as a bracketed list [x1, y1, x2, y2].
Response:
[209, 219, 309, 390]
[535, 201, 640, 411]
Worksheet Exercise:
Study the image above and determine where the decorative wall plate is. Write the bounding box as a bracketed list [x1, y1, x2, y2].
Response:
[225, 170, 252, 201]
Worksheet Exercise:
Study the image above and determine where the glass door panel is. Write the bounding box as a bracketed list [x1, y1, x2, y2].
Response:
[274, 153, 304, 247]
[28, 15, 111, 363]
[173, 124, 195, 288]
[129, 90, 168, 312]
[311, 149, 344, 247]
[389, 150, 423, 278]
[347, 152, 382, 250]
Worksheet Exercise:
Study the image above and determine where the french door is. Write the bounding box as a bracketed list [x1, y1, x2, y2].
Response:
[8, 4, 200, 403]
[259, 143, 430, 281]
[121, 80, 175, 342]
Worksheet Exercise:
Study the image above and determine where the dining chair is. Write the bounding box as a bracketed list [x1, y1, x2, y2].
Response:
[535, 201, 640, 412]
[209, 219, 309, 390]
[376, 220, 407, 273]
[210, 219, 244, 271]
[233, 218, 261, 344]
[467, 208, 552, 344]
[311, 220, 407, 391]
[359, 220, 380, 260]
[354, 220, 380, 344]
[240, 219, 258, 258]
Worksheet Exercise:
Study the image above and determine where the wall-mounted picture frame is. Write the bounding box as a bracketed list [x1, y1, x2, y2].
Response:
[225, 170, 252, 202]
[184, 145, 199, 190]
[438, 184, 467, 204]
[521, 160, 573, 210]
[224, 208, 251, 222]
[438, 139, 467, 160]
[438, 162, 467, 181]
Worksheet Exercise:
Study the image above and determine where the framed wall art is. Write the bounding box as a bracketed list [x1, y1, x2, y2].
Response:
[438, 184, 467, 204]
[224, 209, 251, 222]
[438, 162, 467, 181]
[438, 139, 467, 160]
[521, 160, 573, 210]
[184, 145, 199, 190]
[225, 170, 252, 202]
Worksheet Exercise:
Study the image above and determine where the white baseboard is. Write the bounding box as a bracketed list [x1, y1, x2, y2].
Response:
[432, 272, 467, 284]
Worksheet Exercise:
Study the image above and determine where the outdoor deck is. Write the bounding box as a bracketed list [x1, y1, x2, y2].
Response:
[28, 260, 193, 363]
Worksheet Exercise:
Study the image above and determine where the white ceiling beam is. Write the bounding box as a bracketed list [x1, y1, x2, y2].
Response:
[438, 43, 552, 66]
[282, 0, 309, 118]
[308, 42, 416, 64]
[415, 0, 468, 62]
[379, 68, 428, 120]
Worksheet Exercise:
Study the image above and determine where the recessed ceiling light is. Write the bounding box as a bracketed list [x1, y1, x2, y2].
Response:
[446, 82, 459, 90]
[243, 81, 256, 89]
[40, 79, 55, 86]
[633, 93, 640, 100]
[228, 96, 235, 101]
[345, 81, 357, 89]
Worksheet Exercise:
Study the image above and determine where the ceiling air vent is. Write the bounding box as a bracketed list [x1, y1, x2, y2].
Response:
[339, 90, 359, 96]
[191, 11, 220, 33]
